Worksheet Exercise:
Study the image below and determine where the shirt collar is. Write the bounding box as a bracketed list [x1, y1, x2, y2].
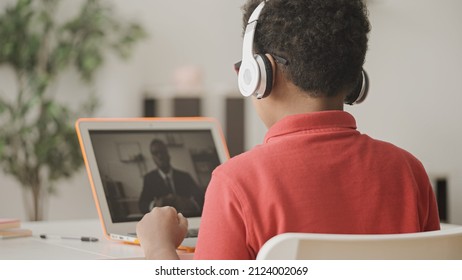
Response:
[158, 168, 173, 180]
[264, 110, 357, 143]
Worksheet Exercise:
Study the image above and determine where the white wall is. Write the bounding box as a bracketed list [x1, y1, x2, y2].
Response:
[1, 0, 461, 224]
[347, 0, 462, 224]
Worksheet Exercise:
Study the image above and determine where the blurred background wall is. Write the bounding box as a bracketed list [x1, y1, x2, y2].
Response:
[1, 0, 461, 224]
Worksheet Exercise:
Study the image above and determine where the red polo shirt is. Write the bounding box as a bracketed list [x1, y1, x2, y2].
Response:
[194, 111, 440, 259]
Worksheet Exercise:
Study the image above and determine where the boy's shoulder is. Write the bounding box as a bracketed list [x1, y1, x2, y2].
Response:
[213, 144, 267, 174]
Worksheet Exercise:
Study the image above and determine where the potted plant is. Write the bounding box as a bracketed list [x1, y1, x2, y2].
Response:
[0, 0, 146, 221]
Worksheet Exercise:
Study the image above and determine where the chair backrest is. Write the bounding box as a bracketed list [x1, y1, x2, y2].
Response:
[256, 227, 462, 260]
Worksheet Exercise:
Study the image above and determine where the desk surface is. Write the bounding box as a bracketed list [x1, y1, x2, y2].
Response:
[0, 219, 149, 260]
[1, 220, 460, 260]
[1, 219, 194, 260]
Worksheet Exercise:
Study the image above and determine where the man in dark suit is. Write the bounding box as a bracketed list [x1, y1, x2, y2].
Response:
[138, 139, 204, 217]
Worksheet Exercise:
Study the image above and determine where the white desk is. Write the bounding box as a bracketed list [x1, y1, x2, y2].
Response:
[1, 220, 459, 260]
[0, 219, 147, 259]
[1, 219, 194, 260]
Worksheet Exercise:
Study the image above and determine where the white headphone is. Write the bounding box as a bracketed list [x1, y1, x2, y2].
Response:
[237, 0, 369, 104]
[237, 1, 272, 99]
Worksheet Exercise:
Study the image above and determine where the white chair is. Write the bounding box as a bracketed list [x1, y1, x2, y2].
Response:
[256, 226, 462, 260]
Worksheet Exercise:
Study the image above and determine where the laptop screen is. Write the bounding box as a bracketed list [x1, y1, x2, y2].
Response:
[88, 129, 221, 223]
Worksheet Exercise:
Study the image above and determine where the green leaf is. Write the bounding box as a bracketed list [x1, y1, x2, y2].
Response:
[0, 0, 146, 199]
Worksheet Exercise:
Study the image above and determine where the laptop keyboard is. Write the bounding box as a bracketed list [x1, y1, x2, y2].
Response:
[128, 228, 198, 239]
[185, 228, 199, 238]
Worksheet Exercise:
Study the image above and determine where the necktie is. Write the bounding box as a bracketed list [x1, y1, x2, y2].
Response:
[165, 175, 176, 195]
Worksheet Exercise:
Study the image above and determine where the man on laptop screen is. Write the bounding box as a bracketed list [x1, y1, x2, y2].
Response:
[138, 138, 204, 217]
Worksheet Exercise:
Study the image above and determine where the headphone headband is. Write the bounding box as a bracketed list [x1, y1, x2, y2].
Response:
[242, 2, 265, 61]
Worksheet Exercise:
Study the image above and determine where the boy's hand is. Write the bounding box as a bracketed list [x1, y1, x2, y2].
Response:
[136, 206, 188, 259]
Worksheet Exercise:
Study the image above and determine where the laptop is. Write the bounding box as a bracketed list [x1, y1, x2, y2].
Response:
[76, 117, 229, 246]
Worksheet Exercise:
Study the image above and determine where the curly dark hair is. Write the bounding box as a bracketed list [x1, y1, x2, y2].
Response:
[242, 0, 370, 97]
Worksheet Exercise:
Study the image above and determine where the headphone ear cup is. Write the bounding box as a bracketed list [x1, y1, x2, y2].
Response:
[344, 69, 369, 105]
[237, 58, 260, 97]
[255, 54, 273, 99]
[357, 70, 369, 103]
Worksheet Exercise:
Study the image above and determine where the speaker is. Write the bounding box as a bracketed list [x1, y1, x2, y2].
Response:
[143, 98, 157, 117]
[435, 177, 448, 222]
